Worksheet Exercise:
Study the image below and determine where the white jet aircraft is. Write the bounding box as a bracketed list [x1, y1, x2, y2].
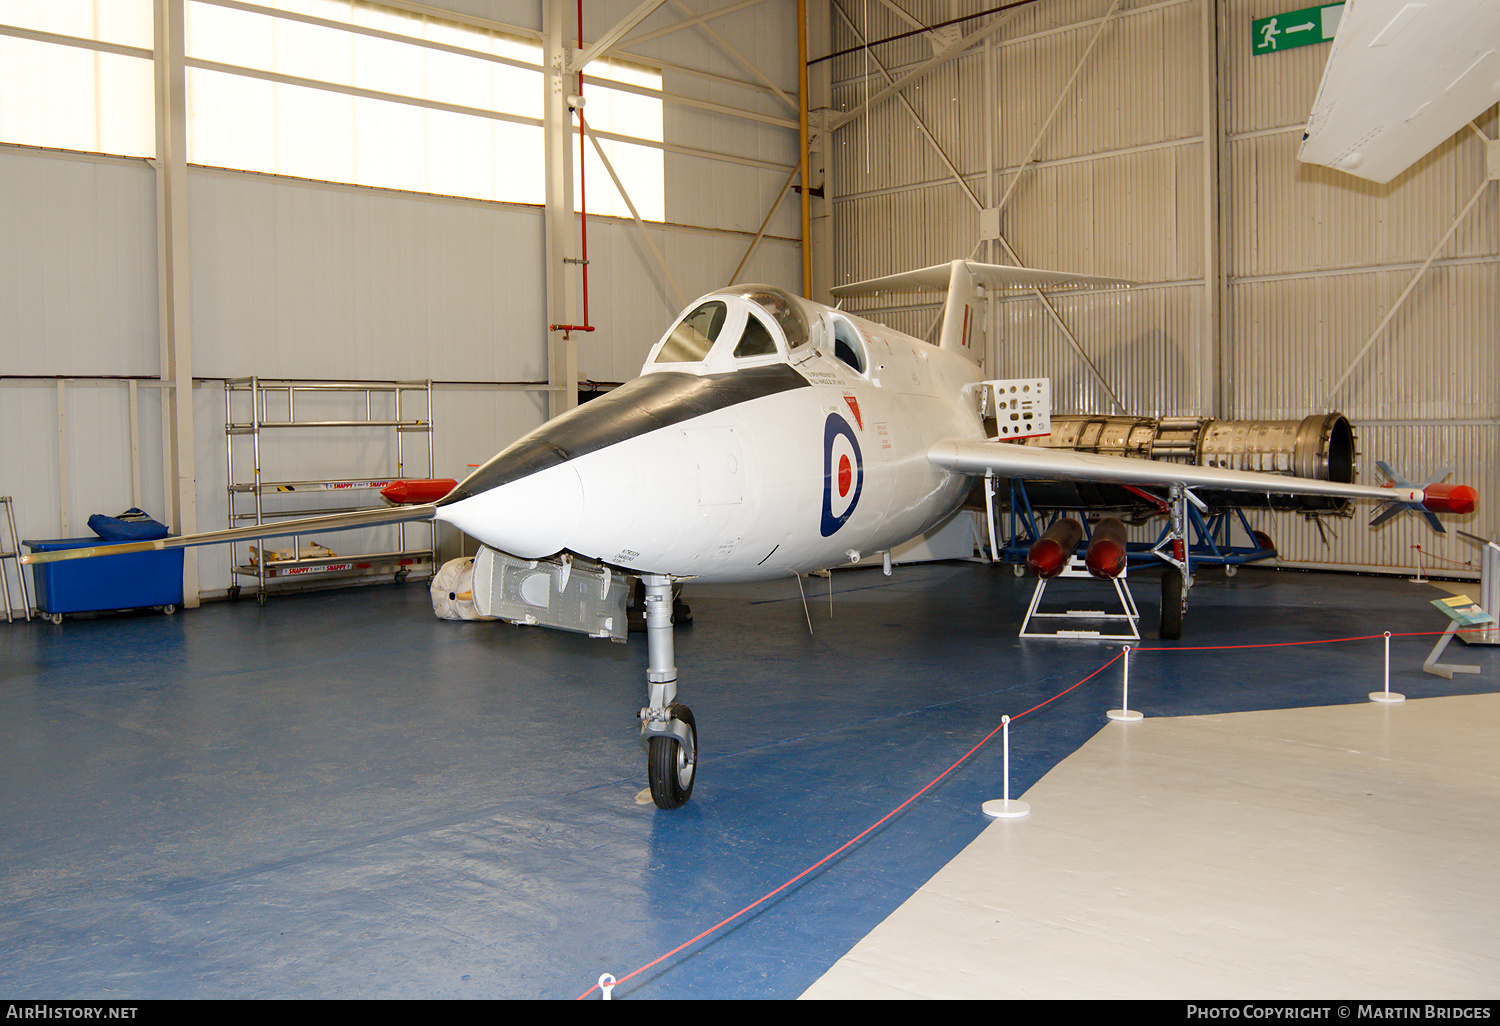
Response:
[26, 261, 1476, 807]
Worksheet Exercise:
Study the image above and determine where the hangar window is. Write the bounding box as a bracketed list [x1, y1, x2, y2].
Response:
[576, 56, 664, 222]
[0, 0, 155, 158]
[0, 1, 665, 217]
[184, 1, 663, 214]
[187, 1, 544, 205]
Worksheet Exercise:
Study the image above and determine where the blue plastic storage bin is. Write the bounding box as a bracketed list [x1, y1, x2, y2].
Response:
[24, 537, 184, 620]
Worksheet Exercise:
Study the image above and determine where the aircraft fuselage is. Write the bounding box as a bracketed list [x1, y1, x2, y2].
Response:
[434, 287, 988, 582]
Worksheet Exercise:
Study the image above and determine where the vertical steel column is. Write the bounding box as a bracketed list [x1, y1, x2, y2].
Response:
[55, 381, 69, 535]
[1202, 0, 1224, 418]
[798, 0, 811, 299]
[154, 0, 199, 607]
[543, 0, 579, 420]
[128, 379, 142, 510]
[805, 1, 834, 305]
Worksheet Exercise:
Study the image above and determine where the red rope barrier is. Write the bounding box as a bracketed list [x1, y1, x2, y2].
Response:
[1130, 625, 1495, 652]
[576, 651, 1126, 999]
[1413, 544, 1478, 569]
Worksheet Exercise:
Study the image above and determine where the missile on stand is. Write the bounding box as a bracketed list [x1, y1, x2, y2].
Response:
[1084, 516, 1129, 580]
[1026, 518, 1084, 579]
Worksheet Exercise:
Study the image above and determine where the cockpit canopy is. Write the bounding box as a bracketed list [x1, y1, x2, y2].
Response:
[729, 285, 810, 349]
[647, 285, 816, 371]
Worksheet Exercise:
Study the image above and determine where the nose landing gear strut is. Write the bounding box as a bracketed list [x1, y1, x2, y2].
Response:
[638, 574, 697, 808]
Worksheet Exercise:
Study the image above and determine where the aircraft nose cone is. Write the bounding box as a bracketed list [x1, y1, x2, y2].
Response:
[435, 463, 584, 559]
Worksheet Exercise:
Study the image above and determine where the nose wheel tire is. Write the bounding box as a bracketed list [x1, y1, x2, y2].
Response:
[1160, 570, 1185, 640]
[647, 703, 697, 809]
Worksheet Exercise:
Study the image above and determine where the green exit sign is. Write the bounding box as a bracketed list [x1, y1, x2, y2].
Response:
[1252, 3, 1345, 55]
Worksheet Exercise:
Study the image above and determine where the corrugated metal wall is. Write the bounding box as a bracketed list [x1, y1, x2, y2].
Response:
[828, 0, 1496, 574]
[0, 1, 802, 598]
[1222, 0, 1495, 573]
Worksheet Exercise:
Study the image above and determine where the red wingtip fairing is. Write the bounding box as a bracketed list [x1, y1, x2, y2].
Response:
[381, 479, 458, 505]
[1083, 517, 1129, 580]
[1422, 483, 1477, 515]
[1026, 518, 1084, 579]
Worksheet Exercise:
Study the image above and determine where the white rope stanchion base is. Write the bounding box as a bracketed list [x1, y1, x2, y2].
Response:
[982, 797, 1030, 818]
[1370, 631, 1405, 703]
[982, 715, 1031, 819]
[1107, 646, 1142, 721]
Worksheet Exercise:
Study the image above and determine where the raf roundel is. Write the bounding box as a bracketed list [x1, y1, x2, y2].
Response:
[820, 412, 864, 537]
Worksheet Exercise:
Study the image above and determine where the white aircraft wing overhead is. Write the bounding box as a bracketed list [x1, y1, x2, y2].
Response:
[830, 260, 1134, 297]
[1299, 0, 1500, 183]
[927, 438, 1421, 505]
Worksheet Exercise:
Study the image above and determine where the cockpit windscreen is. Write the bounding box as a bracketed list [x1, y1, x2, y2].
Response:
[733, 315, 778, 358]
[731, 286, 811, 350]
[655, 301, 727, 363]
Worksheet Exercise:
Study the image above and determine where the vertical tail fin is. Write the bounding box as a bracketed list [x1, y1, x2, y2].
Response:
[939, 259, 984, 360]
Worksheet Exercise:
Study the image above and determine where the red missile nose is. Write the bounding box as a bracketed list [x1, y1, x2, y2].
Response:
[1083, 517, 1128, 580]
[1084, 539, 1127, 580]
[381, 478, 458, 505]
[1423, 483, 1477, 515]
[1026, 539, 1070, 579]
[1026, 518, 1085, 578]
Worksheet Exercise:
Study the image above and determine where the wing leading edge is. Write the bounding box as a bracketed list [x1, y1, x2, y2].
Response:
[20, 503, 440, 566]
[928, 438, 1474, 526]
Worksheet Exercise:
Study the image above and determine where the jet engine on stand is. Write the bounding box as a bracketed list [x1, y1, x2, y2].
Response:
[989, 412, 1360, 639]
[1015, 412, 1358, 516]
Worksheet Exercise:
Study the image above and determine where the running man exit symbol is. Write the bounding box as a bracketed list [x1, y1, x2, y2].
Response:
[1252, 3, 1345, 55]
[1260, 17, 1281, 51]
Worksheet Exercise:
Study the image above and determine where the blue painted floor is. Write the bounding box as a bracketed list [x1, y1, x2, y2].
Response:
[1, 562, 1494, 999]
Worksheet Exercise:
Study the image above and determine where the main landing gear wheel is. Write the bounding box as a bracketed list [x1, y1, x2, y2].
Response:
[647, 703, 697, 809]
[1160, 571, 1185, 640]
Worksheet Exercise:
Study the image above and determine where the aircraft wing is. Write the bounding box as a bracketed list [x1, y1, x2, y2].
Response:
[927, 438, 1474, 527]
[1298, 0, 1500, 183]
[20, 503, 439, 566]
[830, 260, 1134, 297]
